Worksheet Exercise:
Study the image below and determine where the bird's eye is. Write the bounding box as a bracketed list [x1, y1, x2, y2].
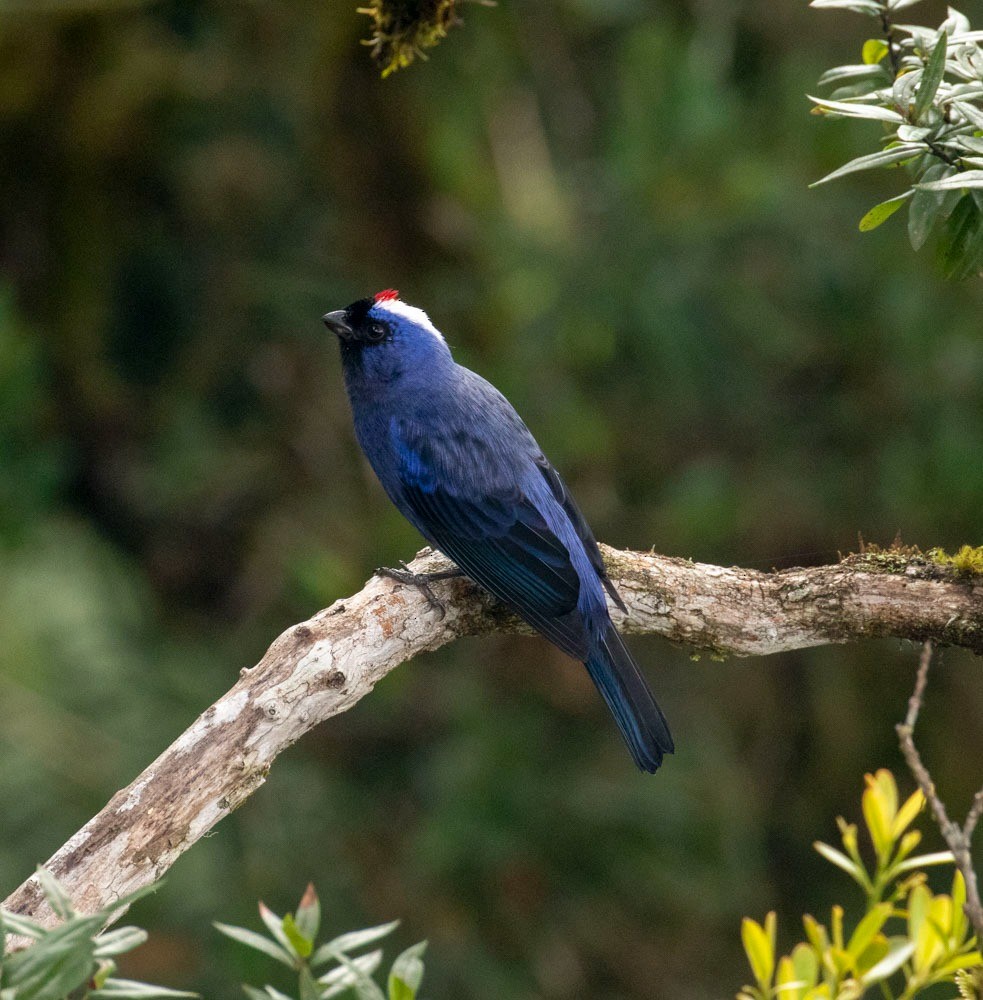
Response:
[366, 322, 387, 342]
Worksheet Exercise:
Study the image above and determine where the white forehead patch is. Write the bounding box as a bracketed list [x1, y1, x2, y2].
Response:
[373, 298, 446, 344]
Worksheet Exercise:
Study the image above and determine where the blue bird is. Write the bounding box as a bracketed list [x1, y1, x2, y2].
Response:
[323, 290, 674, 772]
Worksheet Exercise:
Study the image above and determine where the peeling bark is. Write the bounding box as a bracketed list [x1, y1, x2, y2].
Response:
[3, 545, 982, 927]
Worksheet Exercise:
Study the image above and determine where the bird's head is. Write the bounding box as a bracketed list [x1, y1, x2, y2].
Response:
[322, 290, 452, 389]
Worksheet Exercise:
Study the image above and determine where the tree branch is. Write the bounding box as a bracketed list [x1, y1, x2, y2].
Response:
[896, 641, 983, 943]
[4, 544, 982, 927]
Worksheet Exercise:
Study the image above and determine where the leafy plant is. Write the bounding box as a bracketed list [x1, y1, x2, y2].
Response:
[810, 0, 983, 277]
[215, 885, 426, 1000]
[0, 869, 195, 1000]
[737, 769, 982, 1000]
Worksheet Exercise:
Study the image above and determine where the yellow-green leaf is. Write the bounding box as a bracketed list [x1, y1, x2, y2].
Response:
[862, 38, 889, 64]
[859, 191, 914, 231]
[743, 917, 776, 989]
[891, 789, 925, 838]
[791, 942, 820, 989]
[863, 779, 893, 861]
[803, 915, 828, 956]
[847, 903, 892, 961]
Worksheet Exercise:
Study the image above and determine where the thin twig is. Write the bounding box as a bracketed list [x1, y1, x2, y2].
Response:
[896, 642, 983, 943]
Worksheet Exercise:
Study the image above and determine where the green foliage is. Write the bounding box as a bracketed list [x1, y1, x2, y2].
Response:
[811, 0, 983, 276]
[0, 871, 194, 1000]
[215, 886, 425, 1000]
[737, 770, 982, 1000]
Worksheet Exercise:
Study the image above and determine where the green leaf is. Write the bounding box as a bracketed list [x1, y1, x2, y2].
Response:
[818, 63, 891, 86]
[913, 32, 948, 123]
[814, 841, 865, 881]
[34, 868, 75, 922]
[860, 940, 916, 983]
[847, 903, 892, 959]
[294, 885, 321, 945]
[811, 0, 885, 13]
[741, 917, 775, 989]
[0, 911, 46, 941]
[811, 144, 926, 187]
[916, 168, 983, 191]
[258, 904, 295, 957]
[282, 914, 313, 960]
[311, 921, 400, 968]
[315, 947, 386, 1000]
[2, 919, 101, 1000]
[859, 190, 914, 229]
[89, 978, 198, 998]
[317, 951, 383, 995]
[242, 986, 295, 1000]
[862, 38, 889, 64]
[94, 927, 149, 958]
[908, 163, 953, 249]
[387, 942, 426, 1000]
[940, 192, 983, 278]
[213, 923, 295, 968]
[894, 849, 955, 873]
[807, 95, 906, 122]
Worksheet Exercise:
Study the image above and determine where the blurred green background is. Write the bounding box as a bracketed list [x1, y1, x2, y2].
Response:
[1, 0, 982, 996]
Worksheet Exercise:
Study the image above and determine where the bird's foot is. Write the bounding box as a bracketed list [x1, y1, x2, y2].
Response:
[374, 562, 464, 619]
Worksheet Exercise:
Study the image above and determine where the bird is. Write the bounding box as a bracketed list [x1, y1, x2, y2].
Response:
[322, 290, 674, 772]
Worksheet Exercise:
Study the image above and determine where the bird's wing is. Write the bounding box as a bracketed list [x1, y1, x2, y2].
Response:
[390, 415, 590, 661]
[536, 459, 627, 614]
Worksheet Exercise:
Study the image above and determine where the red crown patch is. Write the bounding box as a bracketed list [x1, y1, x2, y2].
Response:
[374, 288, 399, 303]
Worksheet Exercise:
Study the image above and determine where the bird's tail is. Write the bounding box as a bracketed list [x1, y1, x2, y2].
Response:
[584, 624, 674, 773]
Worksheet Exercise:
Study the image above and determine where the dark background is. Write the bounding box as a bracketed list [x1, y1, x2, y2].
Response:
[0, 1, 981, 997]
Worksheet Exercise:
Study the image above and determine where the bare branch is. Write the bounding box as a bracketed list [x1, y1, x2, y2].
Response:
[3, 544, 982, 928]
[896, 642, 983, 943]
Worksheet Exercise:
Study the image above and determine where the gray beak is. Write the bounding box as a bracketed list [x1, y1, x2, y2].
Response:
[322, 310, 354, 339]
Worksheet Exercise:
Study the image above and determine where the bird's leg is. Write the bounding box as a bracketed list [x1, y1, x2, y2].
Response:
[374, 561, 464, 619]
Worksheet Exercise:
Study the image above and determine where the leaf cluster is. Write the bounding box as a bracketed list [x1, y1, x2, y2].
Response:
[215, 885, 426, 1000]
[0, 870, 194, 1000]
[357, 0, 464, 77]
[738, 770, 982, 1000]
[811, 0, 983, 277]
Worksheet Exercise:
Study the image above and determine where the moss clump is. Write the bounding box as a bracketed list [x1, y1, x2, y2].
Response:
[929, 544, 983, 577]
[359, 0, 464, 76]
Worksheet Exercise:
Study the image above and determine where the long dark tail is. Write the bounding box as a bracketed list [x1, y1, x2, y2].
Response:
[584, 623, 674, 773]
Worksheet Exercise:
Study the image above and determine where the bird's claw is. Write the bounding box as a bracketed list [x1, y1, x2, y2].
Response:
[374, 562, 463, 619]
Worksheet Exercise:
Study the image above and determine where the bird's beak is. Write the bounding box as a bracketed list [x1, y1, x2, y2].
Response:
[322, 310, 354, 340]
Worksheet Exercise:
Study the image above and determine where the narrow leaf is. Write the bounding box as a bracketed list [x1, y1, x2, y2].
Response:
[940, 193, 983, 278]
[213, 923, 295, 968]
[311, 921, 400, 968]
[811, 144, 925, 187]
[913, 32, 948, 122]
[34, 868, 75, 922]
[388, 941, 427, 998]
[847, 903, 892, 958]
[808, 95, 905, 121]
[741, 917, 775, 989]
[861, 940, 916, 982]
[89, 979, 198, 998]
[859, 190, 914, 229]
[294, 885, 321, 944]
[916, 168, 983, 190]
[94, 927, 149, 958]
[811, 0, 885, 12]
[814, 841, 868, 886]
[317, 951, 383, 994]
